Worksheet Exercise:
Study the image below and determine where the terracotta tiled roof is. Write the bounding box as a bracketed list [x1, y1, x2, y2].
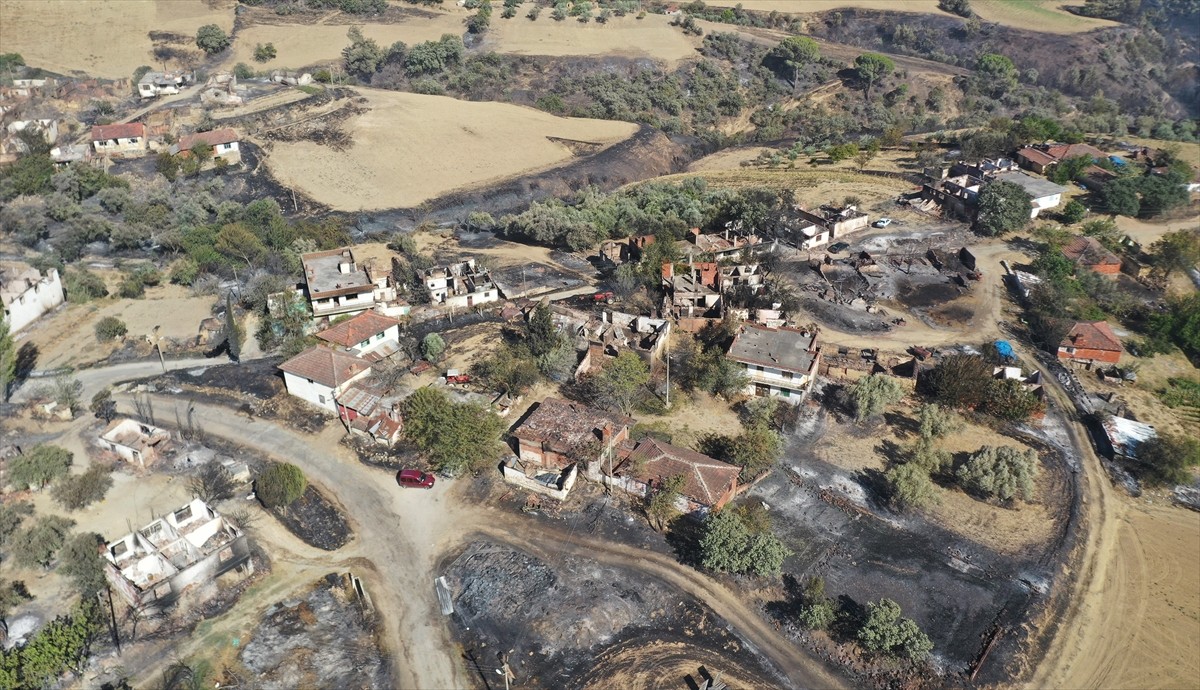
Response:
[278, 346, 370, 389]
[511, 398, 634, 450]
[1017, 148, 1056, 166]
[1061, 321, 1122, 353]
[177, 128, 238, 151]
[1062, 235, 1121, 267]
[91, 123, 145, 140]
[623, 438, 739, 507]
[316, 311, 399, 348]
[1044, 143, 1107, 161]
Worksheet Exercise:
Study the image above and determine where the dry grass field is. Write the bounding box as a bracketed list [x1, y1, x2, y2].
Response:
[224, 17, 465, 71]
[264, 88, 638, 210]
[712, 0, 1118, 33]
[482, 11, 700, 66]
[0, 0, 235, 78]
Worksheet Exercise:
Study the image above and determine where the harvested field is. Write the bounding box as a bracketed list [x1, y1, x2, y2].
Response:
[224, 19, 463, 71]
[712, 0, 1118, 33]
[0, 0, 235, 78]
[482, 12, 700, 67]
[264, 88, 639, 210]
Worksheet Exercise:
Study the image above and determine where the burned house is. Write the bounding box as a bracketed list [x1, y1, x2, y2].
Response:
[137, 70, 191, 99]
[104, 499, 253, 611]
[424, 258, 501, 309]
[720, 264, 765, 294]
[575, 310, 671, 377]
[688, 227, 765, 259]
[510, 398, 634, 472]
[1, 262, 64, 333]
[790, 204, 870, 250]
[1099, 415, 1156, 461]
[662, 261, 722, 319]
[727, 324, 822, 404]
[819, 346, 918, 388]
[99, 419, 172, 468]
[921, 173, 983, 220]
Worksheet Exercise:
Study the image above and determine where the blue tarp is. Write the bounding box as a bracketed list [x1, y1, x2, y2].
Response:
[1109, 155, 1128, 167]
[994, 340, 1015, 359]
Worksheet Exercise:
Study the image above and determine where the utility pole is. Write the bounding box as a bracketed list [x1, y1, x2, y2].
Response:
[152, 325, 166, 373]
[496, 652, 516, 690]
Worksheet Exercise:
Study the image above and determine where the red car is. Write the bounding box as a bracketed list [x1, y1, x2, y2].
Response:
[396, 469, 436, 489]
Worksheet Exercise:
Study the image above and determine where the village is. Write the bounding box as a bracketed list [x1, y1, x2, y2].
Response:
[2, 1, 1199, 689]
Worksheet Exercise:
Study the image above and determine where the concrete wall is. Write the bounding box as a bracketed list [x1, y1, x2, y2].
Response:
[500, 463, 577, 500]
[2, 268, 64, 333]
[282, 371, 338, 412]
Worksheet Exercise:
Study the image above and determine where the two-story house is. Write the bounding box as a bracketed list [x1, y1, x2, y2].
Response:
[301, 248, 394, 319]
[315, 310, 401, 360]
[1, 262, 65, 333]
[1058, 320, 1122, 366]
[792, 204, 870, 250]
[727, 323, 822, 404]
[424, 258, 501, 309]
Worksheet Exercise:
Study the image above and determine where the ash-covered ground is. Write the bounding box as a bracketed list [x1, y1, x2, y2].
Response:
[443, 539, 784, 690]
[240, 575, 389, 689]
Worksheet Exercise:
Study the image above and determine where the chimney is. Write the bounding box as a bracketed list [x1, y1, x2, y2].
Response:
[661, 262, 673, 280]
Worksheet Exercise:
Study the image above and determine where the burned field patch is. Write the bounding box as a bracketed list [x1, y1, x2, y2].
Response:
[240, 575, 389, 689]
[444, 539, 785, 690]
[753, 414, 1078, 685]
[268, 484, 353, 552]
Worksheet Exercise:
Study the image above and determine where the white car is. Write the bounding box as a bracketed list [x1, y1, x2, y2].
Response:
[873, 218, 893, 228]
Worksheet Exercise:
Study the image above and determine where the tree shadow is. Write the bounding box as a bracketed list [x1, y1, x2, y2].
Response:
[15, 342, 38, 382]
[764, 572, 805, 622]
[854, 467, 891, 509]
[882, 411, 919, 439]
[664, 514, 705, 568]
[831, 594, 866, 643]
[875, 438, 906, 465]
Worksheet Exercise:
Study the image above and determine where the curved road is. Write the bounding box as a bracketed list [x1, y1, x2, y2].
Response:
[116, 392, 843, 690]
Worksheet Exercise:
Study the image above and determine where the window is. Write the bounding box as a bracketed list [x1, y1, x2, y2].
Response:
[783, 371, 794, 380]
[359, 340, 369, 348]
[756, 365, 764, 372]
[318, 394, 326, 404]
[173, 505, 193, 523]
[307, 378, 314, 384]
[781, 389, 791, 397]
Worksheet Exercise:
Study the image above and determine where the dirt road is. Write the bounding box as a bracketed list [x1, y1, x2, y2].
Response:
[116, 393, 841, 689]
[1029, 375, 1200, 689]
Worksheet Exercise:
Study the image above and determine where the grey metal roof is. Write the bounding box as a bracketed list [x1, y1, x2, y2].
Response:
[991, 171, 1068, 201]
[727, 324, 819, 374]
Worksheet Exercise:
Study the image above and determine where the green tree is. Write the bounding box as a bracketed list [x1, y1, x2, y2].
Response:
[2, 600, 102, 688]
[980, 378, 1044, 421]
[699, 508, 791, 576]
[1060, 199, 1087, 225]
[9, 445, 73, 491]
[526, 300, 561, 357]
[976, 180, 1032, 236]
[215, 223, 267, 267]
[256, 463, 307, 509]
[850, 374, 906, 422]
[56, 533, 107, 596]
[764, 36, 820, 91]
[195, 24, 230, 55]
[470, 343, 541, 394]
[922, 354, 993, 409]
[253, 42, 277, 62]
[0, 581, 33, 640]
[974, 53, 1017, 97]
[1136, 433, 1200, 486]
[858, 599, 934, 661]
[342, 27, 384, 77]
[50, 466, 113, 511]
[1148, 229, 1200, 278]
[421, 332, 446, 363]
[93, 316, 127, 342]
[592, 350, 650, 415]
[0, 502, 33, 548]
[646, 473, 685, 531]
[854, 53, 894, 100]
[1099, 177, 1141, 216]
[402, 387, 505, 475]
[51, 372, 83, 416]
[956, 445, 1039, 502]
[796, 576, 837, 630]
[0, 320, 14, 403]
[885, 462, 937, 510]
[9, 515, 74, 569]
[918, 403, 961, 440]
[938, 0, 973, 17]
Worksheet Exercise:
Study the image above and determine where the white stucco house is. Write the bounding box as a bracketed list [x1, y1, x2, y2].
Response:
[990, 171, 1067, 218]
[278, 346, 373, 413]
[91, 122, 148, 158]
[424, 258, 502, 309]
[170, 128, 241, 165]
[1, 263, 65, 333]
[726, 323, 822, 404]
[300, 248, 395, 319]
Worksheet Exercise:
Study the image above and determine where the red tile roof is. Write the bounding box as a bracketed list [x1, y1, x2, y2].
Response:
[622, 438, 739, 507]
[1017, 147, 1056, 166]
[1044, 143, 1107, 161]
[91, 123, 145, 141]
[1061, 321, 1122, 353]
[177, 128, 239, 151]
[278, 346, 370, 389]
[316, 311, 399, 348]
[1062, 235, 1121, 268]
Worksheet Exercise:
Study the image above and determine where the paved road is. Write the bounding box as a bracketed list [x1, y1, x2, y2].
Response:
[11, 356, 225, 405]
[117, 392, 845, 689]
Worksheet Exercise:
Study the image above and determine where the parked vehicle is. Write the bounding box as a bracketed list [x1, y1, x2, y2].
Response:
[828, 242, 850, 253]
[873, 218, 893, 228]
[396, 469, 436, 489]
[445, 369, 471, 385]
